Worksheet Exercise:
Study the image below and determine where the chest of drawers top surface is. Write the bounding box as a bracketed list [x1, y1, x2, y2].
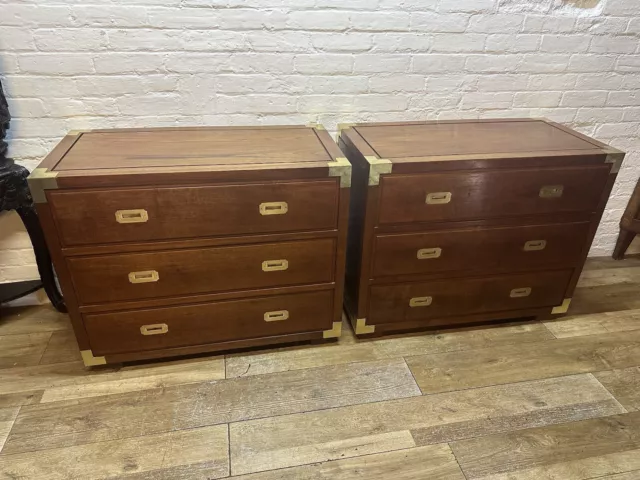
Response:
[53, 125, 334, 169]
[346, 118, 616, 162]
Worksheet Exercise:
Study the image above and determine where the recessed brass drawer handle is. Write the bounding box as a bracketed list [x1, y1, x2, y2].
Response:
[115, 209, 149, 224]
[259, 202, 288, 215]
[262, 259, 289, 272]
[409, 296, 433, 307]
[128, 270, 159, 284]
[264, 310, 289, 322]
[426, 192, 452, 205]
[140, 323, 168, 335]
[524, 240, 547, 251]
[539, 185, 564, 198]
[510, 287, 532, 298]
[417, 247, 442, 259]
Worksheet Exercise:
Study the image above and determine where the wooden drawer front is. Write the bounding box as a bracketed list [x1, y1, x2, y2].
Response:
[378, 166, 609, 225]
[372, 222, 589, 278]
[49, 180, 338, 246]
[84, 290, 334, 355]
[369, 270, 572, 325]
[68, 239, 335, 305]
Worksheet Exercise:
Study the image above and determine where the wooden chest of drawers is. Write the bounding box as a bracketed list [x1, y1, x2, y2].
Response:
[338, 119, 624, 336]
[29, 125, 350, 365]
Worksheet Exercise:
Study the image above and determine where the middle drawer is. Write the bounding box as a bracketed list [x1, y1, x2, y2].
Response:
[68, 238, 335, 305]
[372, 222, 589, 278]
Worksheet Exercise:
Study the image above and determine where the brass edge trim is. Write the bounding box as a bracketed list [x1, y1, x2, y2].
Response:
[27, 168, 59, 204]
[81, 349, 107, 367]
[328, 157, 352, 188]
[551, 298, 572, 314]
[355, 317, 375, 335]
[605, 152, 625, 173]
[323, 321, 343, 339]
[364, 156, 392, 186]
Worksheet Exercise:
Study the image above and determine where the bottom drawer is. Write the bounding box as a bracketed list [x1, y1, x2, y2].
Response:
[369, 270, 572, 325]
[84, 290, 334, 355]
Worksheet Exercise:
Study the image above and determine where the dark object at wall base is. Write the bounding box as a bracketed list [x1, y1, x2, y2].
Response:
[613, 177, 640, 260]
[0, 279, 42, 304]
[0, 79, 66, 311]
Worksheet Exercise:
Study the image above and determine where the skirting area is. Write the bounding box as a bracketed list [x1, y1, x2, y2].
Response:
[0, 255, 639, 478]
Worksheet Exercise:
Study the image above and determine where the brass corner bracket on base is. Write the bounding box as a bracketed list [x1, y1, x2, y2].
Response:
[364, 156, 392, 186]
[355, 317, 375, 335]
[81, 350, 107, 367]
[323, 321, 343, 339]
[27, 168, 59, 204]
[328, 157, 352, 188]
[605, 152, 625, 174]
[551, 298, 572, 315]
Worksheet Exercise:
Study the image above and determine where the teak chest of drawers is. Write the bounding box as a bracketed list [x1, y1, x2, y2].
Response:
[338, 119, 624, 336]
[29, 125, 350, 365]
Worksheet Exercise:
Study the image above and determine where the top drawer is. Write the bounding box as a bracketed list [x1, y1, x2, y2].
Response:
[49, 180, 339, 246]
[378, 166, 610, 225]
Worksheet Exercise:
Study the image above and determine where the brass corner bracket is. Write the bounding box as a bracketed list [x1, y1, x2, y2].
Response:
[364, 156, 392, 186]
[323, 321, 343, 339]
[551, 298, 572, 315]
[336, 123, 355, 142]
[81, 349, 107, 367]
[605, 152, 625, 174]
[355, 317, 375, 335]
[27, 168, 59, 204]
[328, 157, 352, 188]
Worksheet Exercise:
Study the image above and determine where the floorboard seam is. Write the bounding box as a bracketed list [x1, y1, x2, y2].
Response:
[402, 356, 424, 395]
[448, 441, 470, 480]
[589, 372, 630, 413]
[539, 320, 559, 339]
[417, 371, 607, 397]
[227, 443, 423, 478]
[226, 423, 231, 478]
[36, 332, 55, 366]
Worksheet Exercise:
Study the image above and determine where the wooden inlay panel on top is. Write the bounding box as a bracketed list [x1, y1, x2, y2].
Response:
[356, 120, 602, 159]
[55, 127, 333, 170]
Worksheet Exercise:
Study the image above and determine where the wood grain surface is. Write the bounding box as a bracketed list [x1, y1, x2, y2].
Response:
[1, 255, 640, 479]
[369, 269, 572, 325]
[68, 239, 335, 305]
[50, 180, 339, 246]
[55, 127, 333, 171]
[372, 222, 589, 278]
[405, 329, 640, 394]
[230, 374, 623, 475]
[84, 291, 335, 356]
[4, 359, 420, 454]
[451, 412, 640, 479]
[377, 166, 610, 225]
[355, 120, 603, 159]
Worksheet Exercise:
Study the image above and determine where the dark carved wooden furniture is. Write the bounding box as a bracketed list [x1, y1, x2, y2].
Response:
[338, 119, 624, 336]
[612, 177, 640, 260]
[0, 79, 65, 311]
[29, 125, 350, 366]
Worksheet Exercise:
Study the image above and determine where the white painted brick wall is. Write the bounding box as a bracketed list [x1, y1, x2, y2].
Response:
[1, 0, 639, 284]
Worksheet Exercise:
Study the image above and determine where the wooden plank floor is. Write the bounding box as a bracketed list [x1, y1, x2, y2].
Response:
[1, 256, 640, 479]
